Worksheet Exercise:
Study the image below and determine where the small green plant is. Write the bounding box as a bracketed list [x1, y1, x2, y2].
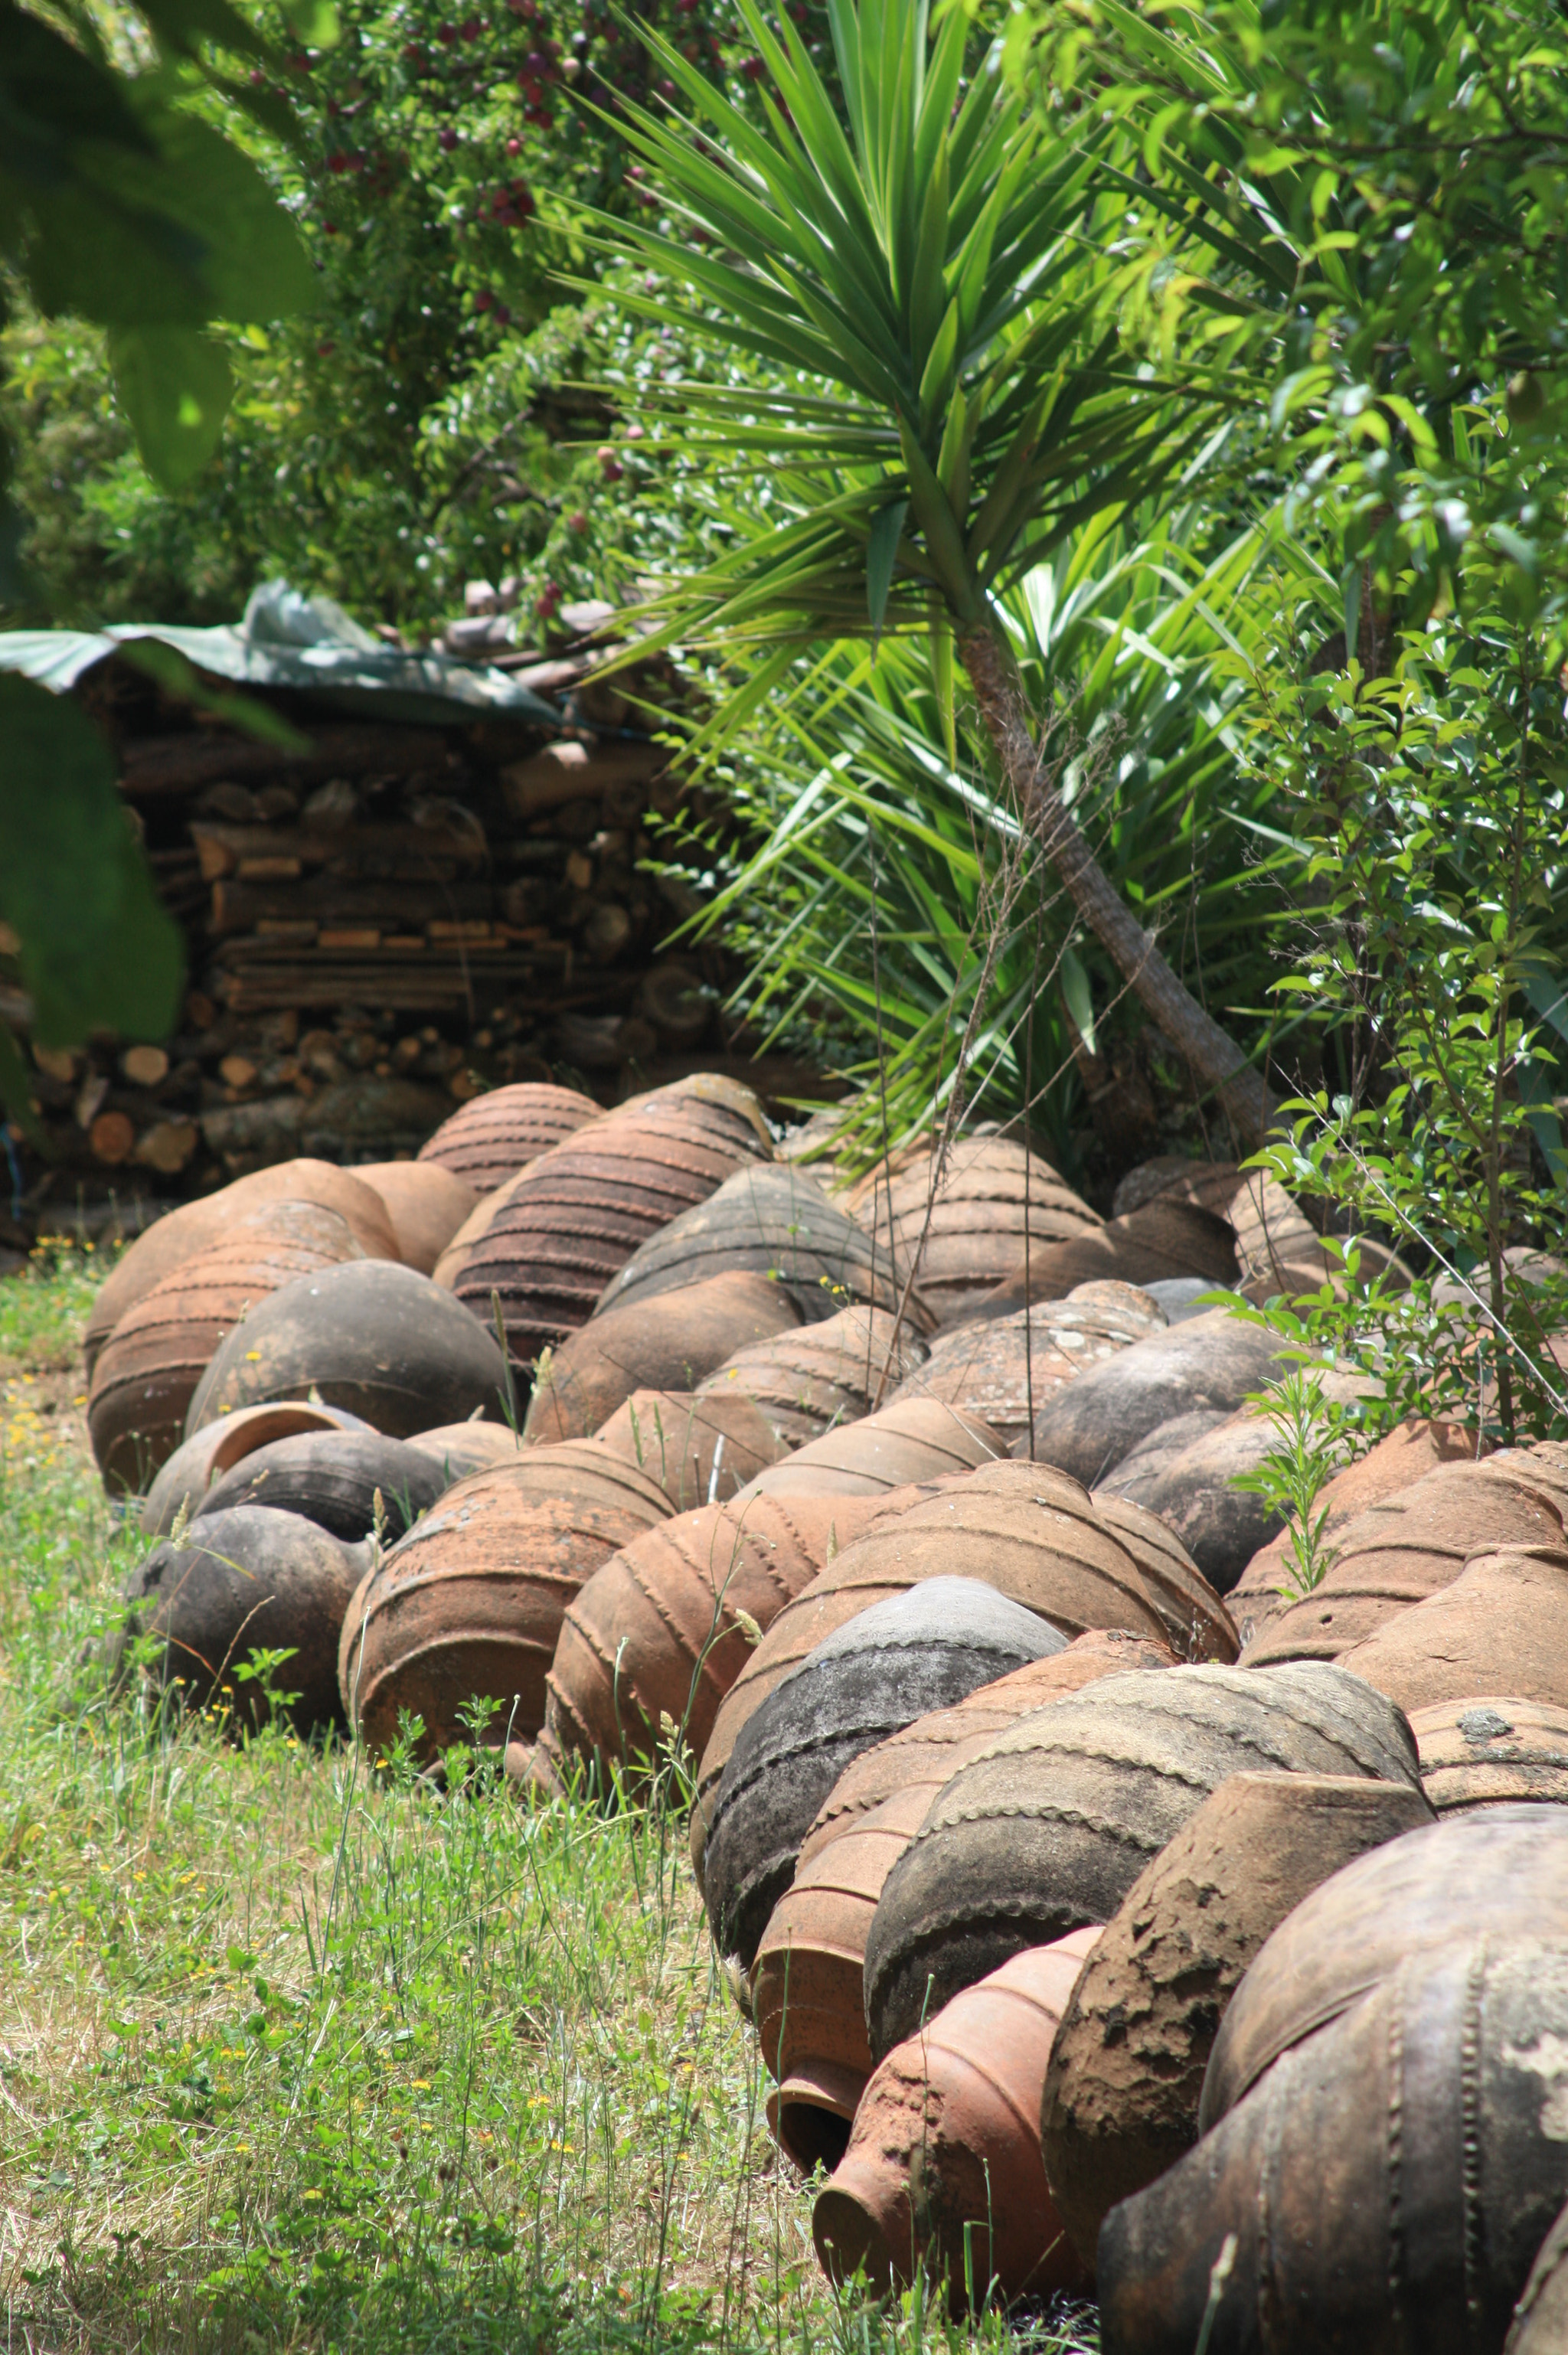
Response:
[1231, 1364, 1361, 1602]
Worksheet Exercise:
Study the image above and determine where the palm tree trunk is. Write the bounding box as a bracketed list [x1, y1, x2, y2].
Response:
[959, 620, 1277, 1151]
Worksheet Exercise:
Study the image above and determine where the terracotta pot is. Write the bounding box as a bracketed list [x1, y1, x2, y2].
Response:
[408, 1421, 525, 1485]
[1099, 1935, 1568, 2355]
[738, 1396, 997, 1501]
[1040, 1769, 1434, 2267]
[88, 1203, 368, 1493]
[864, 1659, 1423, 2062]
[1110, 1158, 1246, 1221]
[979, 1196, 1240, 1320]
[1227, 1416, 1480, 1646]
[537, 1491, 896, 1789]
[851, 1138, 1103, 1330]
[753, 1633, 1173, 2172]
[122, 1504, 368, 1735]
[693, 1460, 1234, 1881]
[522, 1271, 802, 1443]
[1022, 1308, 1294, 1488]
[1410, 1694, 1568, 1814]
[887, 1283, 1165, 1453]
[1336, 1543, 1568, 1716]
[338, 1444, 671, 1764]
[83, 1158, 398, 1377]
[705, 1577, 1067, 1968]
[416, 1080, 600, 1193]
[446, 1075, 772, 1366]
[1506, 2194, 1568, 2354]
[1238, 1458, 1567, 1668]
[196, 1429, 449, 1543]
[185, 1259, 510, 1441]
[813, 1929, 1101, 2308]
[693, 1305, 930, 1450]
[1224, 1167, 1409, 1304]
[590, 1387, 790, 1511]
[594, 1164, 924, 1329]
[353, 1160, 479, 1275]
[1200, 1802, 1568, 2132]
[140, 1400, 371, 1538]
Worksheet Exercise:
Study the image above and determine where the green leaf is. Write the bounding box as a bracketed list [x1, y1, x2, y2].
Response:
[1061, 944, 1097, 1057]
[0, 1024, 42, 1135]
[0, 678, 184, 1049]
[866, 498, 908, 635]
[929, 611, 956, 766]
[107, 327, 232, 490]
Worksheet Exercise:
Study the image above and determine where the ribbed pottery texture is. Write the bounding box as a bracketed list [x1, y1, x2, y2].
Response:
[1039, 1769, 1433, 2267]
[595, 1164, 922, 1328]
[694, 1307, 930, 1449]
[812, 1929, 1102, 2309]
[353, 1161, 479, 1275]
[522, 1272, 802, 1443]
[409, 1422, 525, 1485]
[1099, 1935, 1568, 2355]
[703, 1576, 1068, 1967]
[416, 1080, 600, 1193]
[1410, 1694, 1568, 1814]
[122, 1504, 368, 1735]
[862, 1658, 1423, 2061]
[185, 1259, 511, 1439]
[88, 1202, 368, 1492]
[196, 1429, 449, 1543]
[447, 1076, 772, 1365]
[737, 1396, 997, 1501]
[1199, 1802, 1568, 2132]
[1334, 1543, 1568, 1713]
[849, 1136, 1102, 1328]
[537, 1491, 898, 1788]
[1021, 1308, 1292, 1488]
[338, 1445, 672, 1765]
[978, 1195, 1240, 1319]
[140, 1401, 371, 1537]
[82, 1157, 399, 1379]
[590, 1387, 789, 1511]
[887, 1282, 1165, 1452]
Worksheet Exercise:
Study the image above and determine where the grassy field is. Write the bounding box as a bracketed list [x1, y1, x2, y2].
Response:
[0, 1250, 1098, 2355]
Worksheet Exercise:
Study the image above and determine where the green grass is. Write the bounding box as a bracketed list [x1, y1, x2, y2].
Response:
[0, 1252, 1099, 2355]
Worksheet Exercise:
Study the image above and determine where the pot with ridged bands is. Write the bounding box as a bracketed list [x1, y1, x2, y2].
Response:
[1199, 1801, 1568, 2134]
[1410, 1694, 1568, 1814]
[1098, 1935, 1568, 2355]
[522, 1272, 802, 1444]
[185, 1259, 511, 1440]
[446, 1075, 772, 1367]
[863, 1660, 1423, 2063]
[753, 1631, 1173, 2174]
[353, 1161, 479, 1276]
[416, 1080, 600, 1194]
[887, 1282, 1165, 1454]
[704, 1578, 1068, 1969]
[851, 1135, 1103, 1329]
[590, 1387, 789, 1511]
[140, 1400, 372, 1538]
[594, 1163, 924, 1330]
[1039, 1769, 1434, 2268]
[692, 1459, 1235, 1882]
[1334, 1543, 1568, 1715]
[695, 1309, 931, 1451]
[536, 1491, 894, 1790]
[121, 1504, 368, 1736]
[978, 1195, 1241, 1321]
[735, 1396, 997, 1503]
[814, 1930, 1101, 2311]
[338, 1445, 671, 1765]
[88, 1203, 370, 1493]
[1238, 1456, 1568, 1667]
[196, 1429, 449, 1544]
[1021, 1308, 1295, 1489]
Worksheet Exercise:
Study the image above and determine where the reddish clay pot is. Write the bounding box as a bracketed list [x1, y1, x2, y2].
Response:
[1238, 1458, 1567, 1668]
[1099, 1934, 1568, 2355]
[1410, 1694, 1568, 1814]
[694, 1305, 929, 1450]
[887, 1283, 1165, 1453]
[83, 1158, 397, 1377]
[338, 1444, 671, 1764]
[1110, 1158, 1245, 1220]
[141, 1400, 371, 1537]
[1336, 1543, 1568, 1715]
[88, 1203, 368, 1493]
[354, 1160, 479, 1275]
[813, 1929, 1100, 2308]
[1040, 1769, 1434, 2267]
[979, 1196, 1238, 1319]
[1228, 1416, 1479, 1646]
[852, 1137, 1102, 1328]
[522, 1271, 802, 1443]
[537, 1491, 897, 1789]
[409, 1421, 526, 1485]
[416, 1080, 600, 1194]
[739, 1396, 997, 1501]
[447, 1076, 772, 1366]
[590, 1387, 789, 1511]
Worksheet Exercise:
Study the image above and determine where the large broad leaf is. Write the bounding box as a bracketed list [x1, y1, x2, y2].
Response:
[0, 678, 184, 1067]
[108, 326, 234, 490]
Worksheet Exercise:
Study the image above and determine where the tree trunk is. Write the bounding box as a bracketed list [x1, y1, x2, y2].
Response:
[959, 621, 1277, 1151]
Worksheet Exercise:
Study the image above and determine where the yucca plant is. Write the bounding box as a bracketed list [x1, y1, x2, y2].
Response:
[586, 0, 1275, 1143]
